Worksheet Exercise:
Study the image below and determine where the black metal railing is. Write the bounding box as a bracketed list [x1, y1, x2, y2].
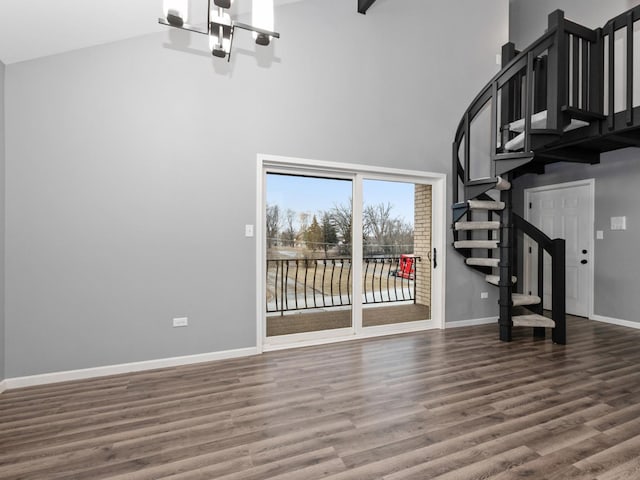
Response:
[514, 213, 566, 344]
[452, 9, 606, 202]
[603, 5, 640, 130]
[266, 256, 421, 314]
[450, 7, 640, 344]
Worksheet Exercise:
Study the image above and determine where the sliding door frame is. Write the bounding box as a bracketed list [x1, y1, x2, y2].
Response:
[256, 154, 447, 353]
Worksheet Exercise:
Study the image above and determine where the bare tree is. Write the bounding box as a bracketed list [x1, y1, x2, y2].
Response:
[364, 202, 394, 244]
[281, 209, 296, 247]
[331, 200, 353, 255]
[364, 202, 414, 255]
[266, 204, 281, 248]
[391, 219, 415, 255]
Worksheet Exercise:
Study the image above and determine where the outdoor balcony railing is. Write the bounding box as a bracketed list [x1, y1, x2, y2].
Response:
[266, 256, 421, 314]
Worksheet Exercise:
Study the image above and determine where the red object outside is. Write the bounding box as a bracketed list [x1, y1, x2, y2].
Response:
[398, 254, 416, 279]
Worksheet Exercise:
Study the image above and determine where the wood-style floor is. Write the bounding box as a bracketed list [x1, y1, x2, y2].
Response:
[2, 317, 640, 479]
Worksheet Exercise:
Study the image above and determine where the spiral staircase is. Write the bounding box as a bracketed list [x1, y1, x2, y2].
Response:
[452, 7, 640, 343]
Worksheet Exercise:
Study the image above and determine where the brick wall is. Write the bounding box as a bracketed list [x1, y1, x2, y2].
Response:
[414, 185, 432, 309]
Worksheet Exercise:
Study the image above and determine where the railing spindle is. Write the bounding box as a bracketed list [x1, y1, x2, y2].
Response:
[270, 260, 274, 312]
[364, 259, 370, 303]
[393, 258, 399, 302]
[413, 260, 417, 303]
[312, 260, 318, 308]
[572, 34, 580, 107]
[464, 113, 471, 184]
[490, 81, 498, 169]
[581, 38, 589, 110]
[590, 28, 603, 114]
[626, 13, 634, 125]
[347, 259, 352, 304]
[283, 260, 289, 312]
[294, 259, 299, 310]
[608, 25, 615, 129]
[303, 259, 309, 309]
[386, 259, 391, 302]
[524, 51, 534, 152]
[338, 259, 344, 306]
[537, 244, 544, 315]
[321, 260, 327, 307]
[378, 260, 384, 302]
[330, 259, 336, 306]
[452, 142, 459, 205]
[371, 260, 377, 303]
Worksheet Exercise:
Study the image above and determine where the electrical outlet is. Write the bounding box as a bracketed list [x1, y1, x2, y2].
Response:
[481, 292, 489, 299]
[173, 317, 188, 327]
[611, 216, 627, 231]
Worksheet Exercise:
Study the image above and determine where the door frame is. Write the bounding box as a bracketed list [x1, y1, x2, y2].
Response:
[523, 179, 595, 319]
[256, 154, 447, 353]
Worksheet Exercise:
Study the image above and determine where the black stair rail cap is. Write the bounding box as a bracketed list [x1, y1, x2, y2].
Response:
[358, 0, 377, 14]
[452, 203, 469, 224]
[494, 154, 535, 176]
[464, 178, 501, 202]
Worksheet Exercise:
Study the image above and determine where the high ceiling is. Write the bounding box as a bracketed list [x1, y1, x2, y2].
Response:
[0, 0, 306, 64]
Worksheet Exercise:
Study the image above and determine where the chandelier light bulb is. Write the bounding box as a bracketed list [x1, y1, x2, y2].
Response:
[213, 0, 233, 8]
[163, 0, 189, 26]
[209, 10, 233, 58]
[252, 0, 274, 45]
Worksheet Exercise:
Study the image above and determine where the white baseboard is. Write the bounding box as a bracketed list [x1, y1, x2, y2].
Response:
[0, 380, 6, 394]
[590, 314, 640, 330]
[4, 347, 258, 391]
[446, 316, 498, 328]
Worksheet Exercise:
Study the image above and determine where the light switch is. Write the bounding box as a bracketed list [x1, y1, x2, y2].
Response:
[245, 224, 254, 237]
[596, 230, 604, 240]
[611, 217, 627, 231]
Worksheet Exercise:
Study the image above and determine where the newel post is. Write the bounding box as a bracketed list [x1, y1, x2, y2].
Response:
[546, 9, 569, 132]
[551, 238, 566, 344]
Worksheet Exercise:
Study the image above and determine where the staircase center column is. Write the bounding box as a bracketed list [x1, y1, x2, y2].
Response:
[499, 175, 514, 341]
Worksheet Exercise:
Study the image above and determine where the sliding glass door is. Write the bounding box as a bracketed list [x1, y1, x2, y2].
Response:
[261, 160, 441, 348]
[265, 173, 353, 338]
[361, 179, 432, 328]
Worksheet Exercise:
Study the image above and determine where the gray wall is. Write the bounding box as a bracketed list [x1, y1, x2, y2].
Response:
[509, 0, 640, 48]
[510, 0, 640, 323]
[513, 151, 640, 322]
[0, 60, 5, 382]
[4, 0, 508, 377]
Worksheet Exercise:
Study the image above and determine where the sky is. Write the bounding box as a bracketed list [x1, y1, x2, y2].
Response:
[266, 174, 416, 226]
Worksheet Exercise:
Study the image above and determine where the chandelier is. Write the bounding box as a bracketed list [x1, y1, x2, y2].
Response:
[159, 0, 280, 61]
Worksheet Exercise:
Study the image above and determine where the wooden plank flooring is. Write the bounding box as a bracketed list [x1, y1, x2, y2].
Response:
[2, 317, 640, 479]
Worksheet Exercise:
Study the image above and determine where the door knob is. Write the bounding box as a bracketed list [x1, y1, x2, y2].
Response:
[581, 259, 588, 265]
[582, 249, 588, 254]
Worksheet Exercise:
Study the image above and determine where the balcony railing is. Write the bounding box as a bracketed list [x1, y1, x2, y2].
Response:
[266, 256, 421, 314]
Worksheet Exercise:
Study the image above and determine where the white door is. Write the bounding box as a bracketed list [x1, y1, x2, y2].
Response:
[525, 181, 593, 317]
